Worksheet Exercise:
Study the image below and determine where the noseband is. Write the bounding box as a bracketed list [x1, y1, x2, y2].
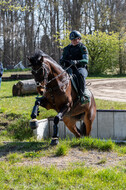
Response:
[32, 64, 49, 89]
[32, 66, 43, 74]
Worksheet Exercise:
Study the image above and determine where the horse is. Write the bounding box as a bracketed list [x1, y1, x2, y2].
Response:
[28, 49, 96, 145]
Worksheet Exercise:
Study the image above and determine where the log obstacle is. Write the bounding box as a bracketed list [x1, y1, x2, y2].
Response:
[12, 79, 37, 96]
[3, 74, 33, 81]
[32, 110, 126, 141]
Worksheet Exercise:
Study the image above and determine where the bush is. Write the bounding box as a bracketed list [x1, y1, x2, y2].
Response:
[55, 30, 126, 75]
[7, 116, 33, 141]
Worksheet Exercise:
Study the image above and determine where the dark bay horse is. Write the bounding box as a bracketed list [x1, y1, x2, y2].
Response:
[28, 50, 96, 145]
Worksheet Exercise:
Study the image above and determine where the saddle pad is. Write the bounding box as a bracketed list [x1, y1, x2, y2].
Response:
[70, 75, 91, 102]
[70, 75, 79, 93]
[84, 88, 92, 102]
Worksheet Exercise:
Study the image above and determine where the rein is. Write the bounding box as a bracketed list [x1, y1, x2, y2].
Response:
[34, 62, 73, 89]
[32, 61, 90, 91]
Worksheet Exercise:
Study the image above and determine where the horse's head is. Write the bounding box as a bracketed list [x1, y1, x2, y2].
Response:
[28, 50, 49, 95]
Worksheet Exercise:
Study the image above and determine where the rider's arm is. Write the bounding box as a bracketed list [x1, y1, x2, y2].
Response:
[76, 45, 88, 67]
[71, 45, 88, 67]
[0, 63, 3, 77]
[79, 45, 88, 65]
[60, 46, 70, 67]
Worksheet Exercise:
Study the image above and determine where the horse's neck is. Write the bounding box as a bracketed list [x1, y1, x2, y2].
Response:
[45, 58, 67, 82]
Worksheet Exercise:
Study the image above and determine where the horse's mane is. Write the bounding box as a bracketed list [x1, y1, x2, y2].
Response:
[35, 49, 63, 71]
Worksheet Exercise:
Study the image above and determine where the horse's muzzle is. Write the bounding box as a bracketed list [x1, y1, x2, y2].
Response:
[37, 87, 44, 95]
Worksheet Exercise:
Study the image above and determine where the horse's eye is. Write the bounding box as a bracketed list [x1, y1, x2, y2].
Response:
[36, 82, 40, 86]
[37, 61, 42, 65]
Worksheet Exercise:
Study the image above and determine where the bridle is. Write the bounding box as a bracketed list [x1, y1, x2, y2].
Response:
[32, 63, 49, 89]
[31, 62, 70, 93]
[32, 65, 43, 74]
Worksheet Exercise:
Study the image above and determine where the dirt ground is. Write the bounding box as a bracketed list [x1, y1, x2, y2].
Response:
[17, 149, 126, 169]
[87, 78, 126, 102]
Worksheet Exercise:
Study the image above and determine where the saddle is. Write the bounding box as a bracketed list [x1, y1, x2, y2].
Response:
[69, 73, 91, 102]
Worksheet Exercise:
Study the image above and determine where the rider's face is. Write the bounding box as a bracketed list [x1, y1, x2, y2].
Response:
[71, 38, 81, 46]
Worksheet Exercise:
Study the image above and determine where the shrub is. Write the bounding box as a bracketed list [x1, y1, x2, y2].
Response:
[7, 115, 33, 141]
[55, 144, 68, 156]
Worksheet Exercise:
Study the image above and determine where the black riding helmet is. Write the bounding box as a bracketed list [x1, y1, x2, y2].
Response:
[69, 30, 81, 40]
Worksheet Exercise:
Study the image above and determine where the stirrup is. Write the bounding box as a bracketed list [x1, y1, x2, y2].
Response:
[80, 96, 89, 105]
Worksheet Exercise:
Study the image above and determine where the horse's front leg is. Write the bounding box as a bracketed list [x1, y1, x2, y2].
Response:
[30, 96, 50, 129]
[51, 105, 69, 146]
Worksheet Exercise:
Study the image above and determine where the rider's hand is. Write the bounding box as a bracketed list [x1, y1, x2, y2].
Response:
[71, 60, 78, 65]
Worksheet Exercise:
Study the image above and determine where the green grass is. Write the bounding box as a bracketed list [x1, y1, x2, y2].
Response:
[87, 73, 126, 79]
[69, 137, 114, 151]
[3, 69, 31, 77]
[0, 81, 57, 120]
[0, 161, 126, 190]
[0, 138, 125, 189]
[0, 138, 124, 158]
[55, 143, 69, 156]
[95, 99, 126, 110]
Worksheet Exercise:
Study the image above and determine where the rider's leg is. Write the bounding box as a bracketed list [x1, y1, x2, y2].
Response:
[74, 67, 88, 104]
[80, 68, 89, 104]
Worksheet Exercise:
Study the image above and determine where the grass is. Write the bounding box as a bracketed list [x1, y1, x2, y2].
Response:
[95, 99, 126, 110]
[0, 76, 126, 189]
[0, 81, 57, 141]
[87, 73, 126, 79]
[0, 138, 125, 189]
[0, 137, 124, 158]
[55, 143, 69, 156]
[97, 158, 107, 165]
[0, 160, 126, 189]
[3, 69, 31, 77]
[0, 81, 57, 117]
[69, 137, 114, 151]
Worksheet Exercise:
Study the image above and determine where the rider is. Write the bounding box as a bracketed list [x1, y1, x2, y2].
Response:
[60, 30, 89, 104]
[0, 62, 3, 88]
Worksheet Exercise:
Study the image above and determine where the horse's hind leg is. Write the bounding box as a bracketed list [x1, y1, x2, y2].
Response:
[63, 116, 81, 138]
[83, 111, 93, 136]
[80, 122, 86, 136]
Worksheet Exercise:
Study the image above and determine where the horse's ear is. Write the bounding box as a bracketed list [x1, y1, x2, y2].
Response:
[38, 56, 43, 63]
[27, 56, 32, 67]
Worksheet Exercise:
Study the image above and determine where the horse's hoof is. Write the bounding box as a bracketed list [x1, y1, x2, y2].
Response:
[29, 119, 38, 130]
[50, 138, 59, 146]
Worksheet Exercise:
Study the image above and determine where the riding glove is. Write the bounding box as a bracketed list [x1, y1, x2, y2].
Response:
[71, 60, 78, 65]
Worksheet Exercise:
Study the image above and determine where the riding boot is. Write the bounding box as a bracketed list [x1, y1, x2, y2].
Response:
[79, 75, 88, 105]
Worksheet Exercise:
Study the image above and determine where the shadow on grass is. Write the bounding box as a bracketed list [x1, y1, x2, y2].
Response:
[0, 96, 13, 99]
[0, 141, 50, 157]
[0, 93, 37, 99]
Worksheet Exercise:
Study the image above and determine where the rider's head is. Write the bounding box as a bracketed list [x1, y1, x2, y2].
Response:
[69, 30, 81, 46]
[69, 30, 81, 40]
